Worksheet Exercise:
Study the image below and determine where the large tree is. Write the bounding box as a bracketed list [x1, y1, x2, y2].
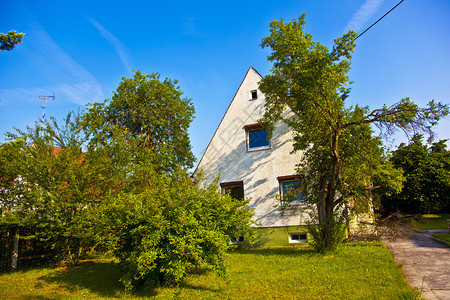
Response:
[381, 134, 450, 214]
[258, 14, 448, 251]
[81, 70, 196, 172]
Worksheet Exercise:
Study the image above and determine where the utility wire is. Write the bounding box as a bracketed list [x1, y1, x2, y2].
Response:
[355, 0, 405, 41]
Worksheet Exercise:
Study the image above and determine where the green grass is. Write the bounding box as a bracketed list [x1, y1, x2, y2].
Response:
[405, 213, 450, 230]
[432, 232, 450, 246]
[0, 242, 418, 299]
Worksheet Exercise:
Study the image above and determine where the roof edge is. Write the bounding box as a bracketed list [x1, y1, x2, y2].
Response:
[192, 67, 263, 176]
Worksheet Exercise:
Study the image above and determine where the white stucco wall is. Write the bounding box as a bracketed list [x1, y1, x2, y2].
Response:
[195, 67, 308, 227]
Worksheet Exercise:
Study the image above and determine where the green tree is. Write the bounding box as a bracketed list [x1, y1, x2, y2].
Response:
[382, 134, 450, 214]
[1, 114, 96, 264]
[258, 14, 448, 251]
[81, 70, 196, 172]
[0, 30, 24, 52]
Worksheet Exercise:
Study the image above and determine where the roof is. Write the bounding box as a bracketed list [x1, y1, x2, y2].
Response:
[192, 66, 263, 176]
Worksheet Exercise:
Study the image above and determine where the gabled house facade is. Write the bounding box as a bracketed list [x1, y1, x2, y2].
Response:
[194, 67, 312, 246]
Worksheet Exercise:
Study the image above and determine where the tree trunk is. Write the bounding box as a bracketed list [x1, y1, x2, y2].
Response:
[11, 227, 19, 270]
[321, 129, 341, 249]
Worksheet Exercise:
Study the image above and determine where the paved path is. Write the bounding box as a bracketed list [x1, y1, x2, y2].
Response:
[382, 229, 450, 300]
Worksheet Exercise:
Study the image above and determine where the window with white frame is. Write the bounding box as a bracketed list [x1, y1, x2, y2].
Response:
[250, 90, 258, 100]
[278, 175, 305, 205]
[244, 124, 270, 151]
[289, 232, 308, 243]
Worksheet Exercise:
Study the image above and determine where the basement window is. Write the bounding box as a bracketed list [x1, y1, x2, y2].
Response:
[289, 232, 308, 243]
[250, 90, 258, 100]
[229, 236, 245, 245]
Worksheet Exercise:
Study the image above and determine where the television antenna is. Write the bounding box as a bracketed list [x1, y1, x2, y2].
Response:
[24, 93, 55, 122]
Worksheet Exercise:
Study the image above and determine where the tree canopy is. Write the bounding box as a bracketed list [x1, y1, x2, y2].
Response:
[258, 14, 448, 251]
[381, 135, 450, 214]
[0, 30, 24, 52]
[81, 71, 196, 172]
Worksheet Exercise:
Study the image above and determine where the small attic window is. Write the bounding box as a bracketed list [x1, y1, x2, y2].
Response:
[250, 90, 258, 100]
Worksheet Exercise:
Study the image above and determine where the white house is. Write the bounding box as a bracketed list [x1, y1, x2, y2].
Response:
[194, 67, 312, 246]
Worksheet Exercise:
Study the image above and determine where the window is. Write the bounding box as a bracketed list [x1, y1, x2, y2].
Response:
[250, 90, 258, 100]
[229, 236, 245, 245]
[244, 124, 270, 151]
[220, 181, 244, 200]
[278, 175, 305, 205]
[289, 232, 308, 243]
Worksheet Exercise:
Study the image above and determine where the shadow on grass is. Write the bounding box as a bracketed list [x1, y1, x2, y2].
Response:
[14, 296, 52, 300]
[179, 282, 222, 293]
[228, 246, 317, 256]
[38, 260, 157, 298]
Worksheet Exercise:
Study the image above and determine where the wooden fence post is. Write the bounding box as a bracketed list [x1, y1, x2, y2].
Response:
[11, 227, 19, 270]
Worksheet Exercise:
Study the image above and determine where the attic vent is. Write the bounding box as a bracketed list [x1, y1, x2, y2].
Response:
[250, 90, 258, 100]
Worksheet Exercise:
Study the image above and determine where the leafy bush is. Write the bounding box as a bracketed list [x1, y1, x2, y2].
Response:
[93, 172, 255, 290]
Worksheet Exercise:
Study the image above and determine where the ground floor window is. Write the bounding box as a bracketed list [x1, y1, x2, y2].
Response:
[220, 181, 244, 201]
[277, 175, 305, 205]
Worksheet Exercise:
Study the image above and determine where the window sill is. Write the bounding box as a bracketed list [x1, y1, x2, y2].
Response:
[289, 239, 308, 243]
[247, 146, 271, 152]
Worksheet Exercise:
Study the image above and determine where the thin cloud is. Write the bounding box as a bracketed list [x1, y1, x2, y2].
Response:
[183, 18, 207, 38]
[89, 17, 131, 72]
[344, 0, 385, 33]
[1, 24, 104, 105]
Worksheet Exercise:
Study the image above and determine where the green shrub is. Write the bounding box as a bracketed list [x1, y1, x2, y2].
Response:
[93, 172, 255, 290]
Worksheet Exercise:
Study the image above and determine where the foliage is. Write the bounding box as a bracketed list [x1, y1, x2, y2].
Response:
[0, 139, 25, 215]
[0, 243, 418, 299]
[0, 30, 24, 52]
[92, 173, 255, 290]
[81, 70, 196, 172]
[258, 13, 448, 251]
[306, 215, 347, 253]
[1, 114, 95, 265]
[382, 135, 450, 214]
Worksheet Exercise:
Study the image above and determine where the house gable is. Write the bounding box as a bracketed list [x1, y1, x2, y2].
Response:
[194, 67, 305, 228]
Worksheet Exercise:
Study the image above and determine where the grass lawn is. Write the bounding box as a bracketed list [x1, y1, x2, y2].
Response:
[0, 242, 418, 299]
[432, 232, 450, 246]
[405, 213, 450, 230]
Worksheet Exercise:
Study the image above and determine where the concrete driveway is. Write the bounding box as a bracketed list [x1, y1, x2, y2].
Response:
[382, 229, 450, 300]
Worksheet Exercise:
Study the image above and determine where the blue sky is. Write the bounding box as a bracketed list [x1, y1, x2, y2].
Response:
[1, 0, 449, 163]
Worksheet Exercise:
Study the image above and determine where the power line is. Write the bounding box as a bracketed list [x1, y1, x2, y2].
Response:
[355, 0, 405, 41]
